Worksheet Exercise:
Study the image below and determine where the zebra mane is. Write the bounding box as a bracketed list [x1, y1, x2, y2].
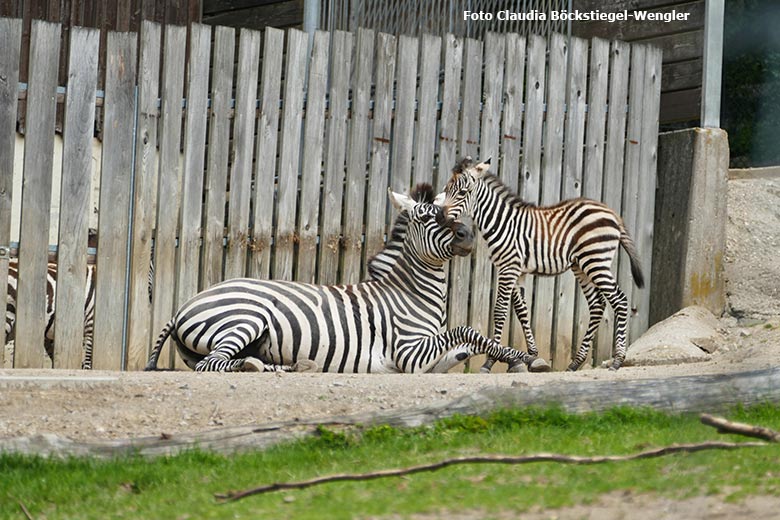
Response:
[366, 183, 435, 281]
[481, 173, 536, 209]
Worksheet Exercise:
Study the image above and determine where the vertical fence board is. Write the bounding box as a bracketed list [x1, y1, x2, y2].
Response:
[501, 33, 526, 350]
[630, 45, 662, 341]
[149, 25, 186, 369]
[534, 33, 567, 368]
[0, 17, 21, 366]
[54, 26, 98, 369]
[364, 32, 396, 263]
[273, 28, 307, 281]
[319, 30, 352, 285]
[224, 28, 260, 280]
[389, 34, 417, 194]
[554, 35, 588, 370]
[296, 30, 329, 284]
[16, 20, 60, 368]
[520, 34, 546, 362]
[434, 34, 462, 192]
[471, 32, 503, 352]
[126, 21, 160, 370]
[595, 40, 631, 363]
[202, 26, 235, 288]
[573, 36, 610, 367]
[93, 30, 136, 370]
[249, 27, 282, 281]
[413, 33, 440, 186]
[341, 28, 373, 284]
[450, 37, 481, 369]
[177, 23, 211, 310]
[618, 43, 647, 357]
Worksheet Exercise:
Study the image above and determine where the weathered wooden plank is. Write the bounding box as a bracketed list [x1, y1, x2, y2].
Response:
[388, 34, 417, 195]
[224, 28, 260, 280]
[273, 28, 307, 281]
[15, 20, 60, 369]
[126, 21, 161, 371]
[149, 25, 186, 370]
[448, 37, 481, 370]
[661, 58, 702, 92]
[575, 36, 610, 367]
[364, 32, 396, 265]
[534, 32, 567, 369]
[643, 30, 702, 63]
[202, 0, 302, 29]
[318, 30, 352, 285]
[202, 25, 235, 287]
[554, 35, 589, 371]
[92, 30, 136, 370]
[0, 17, 21, 365]
[470, 32, 503, 348]
[630, 45, 662, 341]
[660, 88, 701, 123]
[412, 33, 440, 187]
[248, 27, 282, 281]
[500, 33, 526, 351]
[340, 28, 372, 284]
[54, 26, 98, 369]
[296, 30, 328, 284]
[434, 34, 462, 192]
[617, 43, 647, 354]
[520, 34, 546, 362]
[176, 23, 211, 311]
[595, 40, 630, 364]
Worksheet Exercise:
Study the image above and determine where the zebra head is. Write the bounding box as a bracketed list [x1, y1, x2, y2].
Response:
[441, 156, 492, 221]
[388, 188, 473, 264]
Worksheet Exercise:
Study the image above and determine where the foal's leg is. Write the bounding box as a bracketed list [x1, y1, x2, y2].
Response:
[567, 265, 607, 371]
[480, 269, 521, 373]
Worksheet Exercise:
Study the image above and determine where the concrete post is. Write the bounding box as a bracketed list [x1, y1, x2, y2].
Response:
[649, 127, 729, 325]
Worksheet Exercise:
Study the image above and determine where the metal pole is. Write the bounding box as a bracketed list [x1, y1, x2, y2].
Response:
[701, 0, 724, 128]
[303, 0, 321, 34]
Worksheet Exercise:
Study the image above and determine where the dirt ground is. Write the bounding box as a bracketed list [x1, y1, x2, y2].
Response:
[1, 176, 779, 518]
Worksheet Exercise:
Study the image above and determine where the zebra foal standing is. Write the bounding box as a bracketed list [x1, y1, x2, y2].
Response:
[441, 157, 645, 372]
[146, 185, 537, 373]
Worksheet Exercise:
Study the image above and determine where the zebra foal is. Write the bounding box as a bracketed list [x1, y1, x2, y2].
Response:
[146, 185, 537, 373]
[441, 157, 645, 372]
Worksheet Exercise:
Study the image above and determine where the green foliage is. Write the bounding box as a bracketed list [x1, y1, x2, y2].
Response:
[2, 405, 780, 519]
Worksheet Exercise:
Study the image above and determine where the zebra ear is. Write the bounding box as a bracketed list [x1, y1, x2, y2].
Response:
[388, 188, 416, 213]
[473, 157, 491, 178]
[433, 192, 446, 207]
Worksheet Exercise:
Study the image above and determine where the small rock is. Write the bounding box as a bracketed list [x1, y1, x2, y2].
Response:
[331, 381, 345, 387]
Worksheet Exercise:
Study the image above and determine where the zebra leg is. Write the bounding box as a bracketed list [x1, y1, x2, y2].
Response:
[567, 266, 607, 372]
[394, 326, 537, 373]
[480, 271, 519, 373]
[603, 283, 630, 371]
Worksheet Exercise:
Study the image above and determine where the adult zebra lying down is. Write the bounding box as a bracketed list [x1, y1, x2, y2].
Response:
[146, 185, 538, 373]
[442, 157, 645, 372]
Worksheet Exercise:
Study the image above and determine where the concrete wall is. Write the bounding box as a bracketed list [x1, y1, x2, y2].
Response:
[650, 127, 729, 325]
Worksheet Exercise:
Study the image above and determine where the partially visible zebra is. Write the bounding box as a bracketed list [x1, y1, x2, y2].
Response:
[146, 184, 538, 373]
[441, 157, 645, 372]
[6, 260, 96, 369]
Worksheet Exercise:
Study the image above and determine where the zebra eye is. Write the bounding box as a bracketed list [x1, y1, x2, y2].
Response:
[458, 189, 468, 196]
[419, 213, 433, 223]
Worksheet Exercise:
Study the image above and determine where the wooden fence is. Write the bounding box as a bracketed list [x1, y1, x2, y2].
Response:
[0, 17, 662, 371]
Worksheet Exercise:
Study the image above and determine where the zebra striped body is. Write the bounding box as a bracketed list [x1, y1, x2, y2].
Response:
[442, 158, 644, 371]
[6, 260, 96, 369]
[146, 185, 536, 373]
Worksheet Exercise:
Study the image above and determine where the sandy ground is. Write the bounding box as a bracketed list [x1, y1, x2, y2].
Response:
[0, 176, 778, 518]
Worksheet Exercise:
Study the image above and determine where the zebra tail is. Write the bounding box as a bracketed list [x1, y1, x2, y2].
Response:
[619, 228, 645, 289]
[145, 318, 175, 371]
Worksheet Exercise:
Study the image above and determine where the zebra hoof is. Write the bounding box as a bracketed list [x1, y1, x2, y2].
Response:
[242, 357, 265, 372]
[529, 358, 552, 373]
[479, 365, 493, 374]
[507, 362, 528, 373]
[292, 359, 319, 373]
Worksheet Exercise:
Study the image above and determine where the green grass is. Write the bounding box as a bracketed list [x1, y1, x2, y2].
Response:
[3, 405, 780, 519]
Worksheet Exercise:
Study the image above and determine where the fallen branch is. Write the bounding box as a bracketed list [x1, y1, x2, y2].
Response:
[13, 496, 33, 520]
[700, 413, 780, 442]
[215, 440, 766, 502]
